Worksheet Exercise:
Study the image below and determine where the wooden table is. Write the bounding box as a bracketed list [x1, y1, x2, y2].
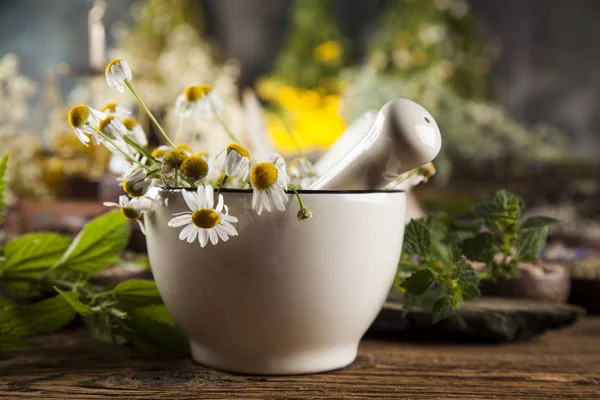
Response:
[1, 318, 599, 399]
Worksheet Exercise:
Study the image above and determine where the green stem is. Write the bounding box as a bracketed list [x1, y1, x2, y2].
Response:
[210, 97, 239, 143]
[122, 136, 156, 163]
[216, 175, 229, 197]
[86, 124, 144, 168]
[125, 79, 175, 148]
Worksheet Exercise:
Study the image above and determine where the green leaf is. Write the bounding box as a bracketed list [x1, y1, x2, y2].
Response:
[122, 305, 185, 349]
[83, 314, 129, 346]
[460, 232, 496, 263]
[402, 219, 431, 257]
[461, 283, 480, 301]
[0, 152, 9, 224]
[54, 211, 130, 276]
[54, 287, 93, 316]
[0, 295, 76, 336]
[521, 216, 559, 230]
[1, 233, 71, 277]
[400, 269, 435, 295]
[432, 296, 454, 324]
[517, 227, 548, 262]
[0, 335, 34, 350]
[401, 292, 419, 317]
[0, 280, 44, 298]
[451, 257, 479, 288]
[114, 279, 163, 306]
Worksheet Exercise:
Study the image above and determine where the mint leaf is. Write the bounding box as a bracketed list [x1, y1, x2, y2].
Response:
[401, 292, 419, 317]
[0, 280, 43, 298]
[54, 287, 94, 316]
[461, 283, 480, 301]
[2, 233, 71, 277]
[452, 257, 479, 288]
[460, 232, 496, 263]
[114, 279, 163, 306]
[521, 216, 559, 230]
[0, 295, 76, 336]
[432, 296, 454, 324]
[54, 211, 130, 276]
[403, 219, 431, 257]
[82, 314, 129, 346]
[517, 227, 548, 262]
[0, 152, 9, 224]
[400, 269, 435, 295]
[122, 305, 185, 349]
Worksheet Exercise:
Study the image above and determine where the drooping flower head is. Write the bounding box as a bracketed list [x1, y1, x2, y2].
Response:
[103, 195, 153, 234]
[105, 58, 132, 93]
[250, 161, 289, 215]
[67, 104, 107, 146]
[218, 143, 250, 181]
[175, 84, 222, 119]
[100, 101, 131, 119]
[168, 185, 238, 247]
[122, 167, 153, 198]
[122, 117, 147, 146]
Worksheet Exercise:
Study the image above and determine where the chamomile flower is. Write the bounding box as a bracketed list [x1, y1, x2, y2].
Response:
[180, 155, 209, 183]
[103, 195, 153, 234]
[175, 84, 222, 119]
[250, 161, 289, 215]
[122, 167, 153, 197]
[67, 104, 107, 146]
[100, 101, 131, 119]
[97, 116, 127, 142]
[288, 157, 316, 188]
[167, 185, 238, 247]
[151, 145, 170, 158]
[105, 58, 132, 93]
[122, 117, 147, 146]
[217, 144, 251, 180]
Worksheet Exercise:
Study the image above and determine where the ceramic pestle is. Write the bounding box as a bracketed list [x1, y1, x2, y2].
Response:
[308, 99, 442, 190]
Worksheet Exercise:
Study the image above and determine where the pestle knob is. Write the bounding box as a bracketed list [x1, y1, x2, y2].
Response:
[308, 99, 442, 190]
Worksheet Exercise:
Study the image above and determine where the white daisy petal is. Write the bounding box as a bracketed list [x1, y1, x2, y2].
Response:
[182, 190, 200, 211]
[168, 214, 192, 227]
[208, 229, 218, 245]
[215, 194, 224, 213]
[199, 230, 209, 248]
[186, 227, 199, 243]
[179, 223, 196, 241]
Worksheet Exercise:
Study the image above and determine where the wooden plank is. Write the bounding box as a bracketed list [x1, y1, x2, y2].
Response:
[1, 318, 599, 399]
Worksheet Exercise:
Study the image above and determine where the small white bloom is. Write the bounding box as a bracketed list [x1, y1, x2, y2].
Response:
[67, 104, 107, 146]
[167, 185, 238, 248]
[122, 167, 154, 198]
[288, 157, 316, 188]
[105, 58, 132, 93]
[100, 101, 131, 119]
[175, 84, 222, 119]
[97, 116, 128, 143]
[122, 117, 148, 147]
[217, 143, 251, 181]
[103, 195, 153, 234]
[250, 161, 289, 215]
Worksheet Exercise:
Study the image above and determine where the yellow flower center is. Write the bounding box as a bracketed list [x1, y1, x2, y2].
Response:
[100, 102, 118, 113]
[152, 147, 169, 158]
[251, 162, 278, 190]
[122, 118, 138, 130]
[98, 115, 115, 132]
[192, 208, 220, 229]
[180, 156, 209, 181]
[226, 143, 250, 158]
[68, 105, 90, 128]
[121, 207, 140, 220]
[163, 149, 187, 169]
[314, 41, 343, 63]
[105, 57, 124, 73]
[194, 151, 209, 159]
[176, 143, 193, 154]
[184, 85, 213, 102]
[123, 179, 144, 197]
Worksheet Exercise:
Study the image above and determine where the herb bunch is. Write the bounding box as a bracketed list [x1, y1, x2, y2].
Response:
[396, 190, 558, 322]
[0, 153, 184, 350]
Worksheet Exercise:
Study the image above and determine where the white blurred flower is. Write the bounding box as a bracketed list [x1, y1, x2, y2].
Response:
[103, 195, 153, 234]
[175, 84, 222, 119]
[100, 101, 132, 119]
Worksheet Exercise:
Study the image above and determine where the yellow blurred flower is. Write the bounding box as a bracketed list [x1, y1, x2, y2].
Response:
[313, 41, 343, 64]
[410, 48, 429, 67]
[395, 30, 412, 49]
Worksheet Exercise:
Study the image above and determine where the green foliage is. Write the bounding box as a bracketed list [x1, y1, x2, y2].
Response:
[0, 212, 184, 351]
[0, 152, 8, 224]
[396, 190, 555, 323]
[54, 210, 130, 276]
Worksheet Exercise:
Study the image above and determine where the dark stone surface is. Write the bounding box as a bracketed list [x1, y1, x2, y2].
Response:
[368, 297, 586, 343]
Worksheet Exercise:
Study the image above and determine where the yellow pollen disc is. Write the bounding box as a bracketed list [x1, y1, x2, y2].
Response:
[176, 143, 193, 153]
[180, 156, 209, 180]
[121, 207, 140, 220]
[152, 147, 169, 158]
[184, 84, 212, 102]
[98, 115, 115, 132]
[192, 208, 220, 229]
[163, 149, 187, 168]
[105, 57, 124, 73]
[68, 105, 90, 128]
[123, 179, 143, 197]
[226, 143, 250, 158]
[100, 102, 118, 113]
[122, 118, 138, 130]
[251, 162, 278, 190]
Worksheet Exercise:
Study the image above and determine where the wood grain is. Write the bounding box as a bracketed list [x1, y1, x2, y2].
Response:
[1, 318, 599, 399]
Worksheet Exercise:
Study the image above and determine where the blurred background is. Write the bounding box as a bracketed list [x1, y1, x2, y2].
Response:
[0, 0, 598, 243]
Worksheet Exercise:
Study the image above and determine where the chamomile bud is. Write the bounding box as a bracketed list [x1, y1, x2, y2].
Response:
[163, 149, 188, 169]
[297, 208, 313, 221]
[122, 117, 147, 146]
[67, 104, 107, 145]
[180, 155, 209, 182]
[105, 58, 132, 93]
